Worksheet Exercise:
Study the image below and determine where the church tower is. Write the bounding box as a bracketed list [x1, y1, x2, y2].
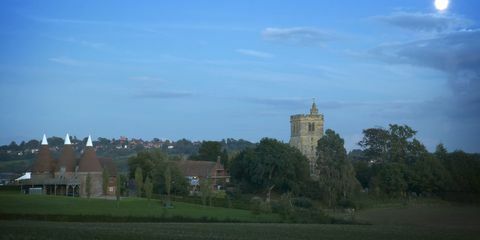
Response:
[289, 100, 324, 176]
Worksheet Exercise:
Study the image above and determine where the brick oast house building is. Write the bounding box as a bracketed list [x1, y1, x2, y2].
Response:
[24, 134, 117, 197]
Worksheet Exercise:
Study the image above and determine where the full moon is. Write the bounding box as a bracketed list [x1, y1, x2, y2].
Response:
[435, 0, 449, 11]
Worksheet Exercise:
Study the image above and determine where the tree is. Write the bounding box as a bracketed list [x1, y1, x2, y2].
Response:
[144, 175, 153, 202]
[85, 173, 92, 199]
[191, 141, 222, 161]
[372, 163, 407, 197]
[200, 178, 211, 206]
[359, 124, 417, 164]
[102, 168, 110, 196]
[135, 167, 143, 197]
[231, 138, 309, 202]
[128, 149, 188, 197]
[115, 175, 121, 207]
[164, 166, 172, 206]
[316, 129, 360, 206]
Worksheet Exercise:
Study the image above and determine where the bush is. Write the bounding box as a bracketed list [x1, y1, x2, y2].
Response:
[338, 198, 356, 209]
[250, 197, 271, 215]
[289, 208, 332, 224]
[292, 197, 313, 209]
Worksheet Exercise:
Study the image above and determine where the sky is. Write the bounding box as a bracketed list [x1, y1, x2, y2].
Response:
[1, 0, 479, 152]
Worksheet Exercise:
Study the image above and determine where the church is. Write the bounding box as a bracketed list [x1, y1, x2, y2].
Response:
[289, 100, 324, 176]
[23, 134, 117, 197]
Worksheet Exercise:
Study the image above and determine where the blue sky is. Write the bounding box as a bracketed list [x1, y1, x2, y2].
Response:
[1, 0, 479, 152]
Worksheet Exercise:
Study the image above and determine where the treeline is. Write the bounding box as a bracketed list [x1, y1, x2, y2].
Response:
[351, 124, 480, 202]
[123, 124, 479, 221]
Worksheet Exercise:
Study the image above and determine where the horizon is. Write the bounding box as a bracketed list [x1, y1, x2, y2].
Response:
[1, 0, 479, 152]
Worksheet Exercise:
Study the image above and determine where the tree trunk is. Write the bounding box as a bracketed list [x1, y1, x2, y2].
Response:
[266, 185, 275, 203]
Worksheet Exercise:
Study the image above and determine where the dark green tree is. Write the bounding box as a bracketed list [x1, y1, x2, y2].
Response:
[316, 129, 360, 206]
[144, 175, 153, 202]
[231, 138, 309, 202]
[191, 141, 222, 162]
[135, 167, 143, 197]
[115, 175, 121, 207]
[164, 166, 172, 206]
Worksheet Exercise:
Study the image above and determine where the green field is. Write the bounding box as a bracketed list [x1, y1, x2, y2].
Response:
[1, 192, 479, 239]
[0, 192, 280, 223]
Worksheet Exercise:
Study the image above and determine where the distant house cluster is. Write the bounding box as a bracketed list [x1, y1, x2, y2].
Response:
[22, 134, 116, 197]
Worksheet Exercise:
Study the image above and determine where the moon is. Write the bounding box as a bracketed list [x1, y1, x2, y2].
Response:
[435, 0, 449, 11]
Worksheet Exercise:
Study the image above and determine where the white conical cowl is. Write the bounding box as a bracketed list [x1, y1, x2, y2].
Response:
[64, 133, 71, 145]
[86, 135, 93, 147]
[41, 134, 48, 145]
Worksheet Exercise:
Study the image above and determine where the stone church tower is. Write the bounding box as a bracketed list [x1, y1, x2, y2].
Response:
[289, 100, 324, 176]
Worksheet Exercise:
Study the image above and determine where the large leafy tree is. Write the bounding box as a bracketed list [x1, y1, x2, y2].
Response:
[317, 129, 360, 206]
[231, 138, 309, 201]
[358, 124, 454, 197]
[190, 141, 222, 162]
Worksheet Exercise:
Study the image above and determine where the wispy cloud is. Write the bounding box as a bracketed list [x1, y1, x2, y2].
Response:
[61, 37, 106, 49]
[245, 97, 309, 109]
[48, 57, 83, 66]
[236, 49, 273, 58]
[262, 27, 336, 46]
[372, 12, 471, 32]
[129, 76, 165, 83]
[30, 16, 253, 33]
[133, 90, 193, 99]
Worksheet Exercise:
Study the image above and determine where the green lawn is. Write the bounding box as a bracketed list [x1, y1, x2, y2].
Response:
[0, 192, 280, 223]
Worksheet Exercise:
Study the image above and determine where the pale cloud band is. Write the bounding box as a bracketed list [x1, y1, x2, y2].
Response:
[236, 49, 273, 58]
[262, 27, 335, 45]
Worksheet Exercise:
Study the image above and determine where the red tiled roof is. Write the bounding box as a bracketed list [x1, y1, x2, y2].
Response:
[176, 160, 224, 178]
[57, 144, 76, 172]
[78, 147, 102, 172]
[32, 145, 55, 173]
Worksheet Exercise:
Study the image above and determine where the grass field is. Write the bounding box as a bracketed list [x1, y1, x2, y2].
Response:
[1, 192, 479, 239]
[1, 220, 479, 240]
[0, 192, 280, 223]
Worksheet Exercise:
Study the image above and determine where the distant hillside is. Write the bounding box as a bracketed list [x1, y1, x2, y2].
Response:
[0, 137, 256, 173]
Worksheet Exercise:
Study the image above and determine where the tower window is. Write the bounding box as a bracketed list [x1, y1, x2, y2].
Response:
[308, 122, 315, 132]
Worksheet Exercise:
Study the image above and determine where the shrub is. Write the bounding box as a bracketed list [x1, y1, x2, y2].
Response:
[292, 197, 313, 209]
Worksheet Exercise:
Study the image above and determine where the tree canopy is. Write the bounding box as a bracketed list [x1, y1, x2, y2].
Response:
[316, 129, 360, 206]
[231, 138, 309, 199]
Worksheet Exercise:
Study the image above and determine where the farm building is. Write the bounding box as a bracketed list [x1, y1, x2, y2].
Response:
[21, 134, 117, 197]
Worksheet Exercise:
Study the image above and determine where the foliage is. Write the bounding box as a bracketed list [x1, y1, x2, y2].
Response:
[190, 141, 222, 162]
[317, 129, 361, 206]
[128, 149, 188, 196]
[230, 138, 309, 200]
[134, 167, 143, 197]
[357, 124, 457, 198]
[144, 176, 153, 201]
[115, 175, 121, 206]
[164, 166, 172, 205]
[200, 178, 212, 206]
[102, 167, 109, 196]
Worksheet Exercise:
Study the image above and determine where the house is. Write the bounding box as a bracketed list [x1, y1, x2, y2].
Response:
[176, 158, 229, 193]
